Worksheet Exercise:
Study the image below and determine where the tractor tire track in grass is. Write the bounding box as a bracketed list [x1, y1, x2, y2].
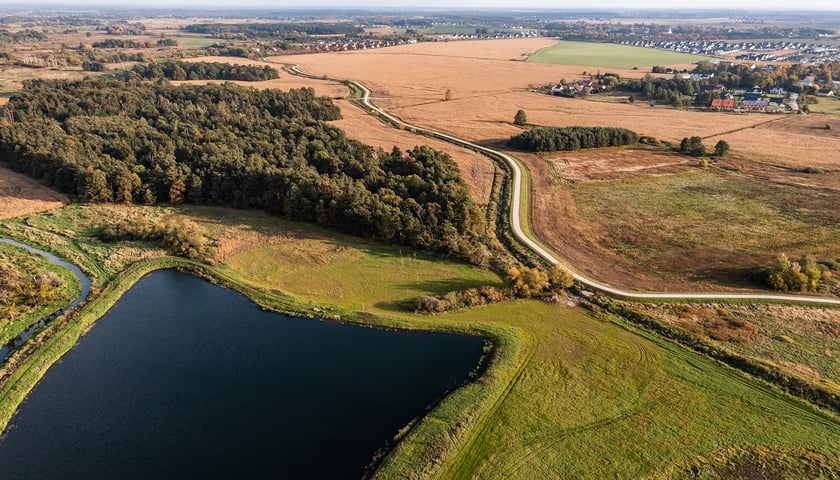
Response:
[497, 401, 658, 478]
[446, 333, 539, 480]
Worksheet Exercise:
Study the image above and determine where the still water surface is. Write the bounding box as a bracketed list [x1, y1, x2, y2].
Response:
[0, 270, 484, 479]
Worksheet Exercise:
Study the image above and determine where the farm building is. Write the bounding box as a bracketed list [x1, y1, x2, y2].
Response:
[710, 98, 736, 111]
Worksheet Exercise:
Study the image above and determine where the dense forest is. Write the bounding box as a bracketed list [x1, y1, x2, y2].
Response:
[130, 61, 278, 81]
[0, 79, 486, 261]
[184, 22, 363, 39]
[509, 126, 638, 152]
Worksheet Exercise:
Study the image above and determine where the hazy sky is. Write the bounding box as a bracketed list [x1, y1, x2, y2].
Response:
[14, 0, 840, 10]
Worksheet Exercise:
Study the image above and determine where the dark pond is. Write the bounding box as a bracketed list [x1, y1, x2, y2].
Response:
[0, 269, 484, 479]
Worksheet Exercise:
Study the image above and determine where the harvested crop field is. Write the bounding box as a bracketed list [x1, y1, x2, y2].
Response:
[331, 100, 495, 205]
[268, 40, 762, 146]
[268, 39, 654, 112]
[543, 147, 696, 183]
[0, 166, 67, 220]
[706, 113, 840, 168]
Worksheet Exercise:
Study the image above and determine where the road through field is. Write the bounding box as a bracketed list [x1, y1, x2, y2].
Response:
[283, 64, 840, 307]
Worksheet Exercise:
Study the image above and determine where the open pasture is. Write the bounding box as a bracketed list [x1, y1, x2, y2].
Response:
[568, 170, 840, 286]
[527, 40, 711, 69]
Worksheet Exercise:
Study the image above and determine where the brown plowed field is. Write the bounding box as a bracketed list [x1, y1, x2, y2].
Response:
[0, 166, 67, 220]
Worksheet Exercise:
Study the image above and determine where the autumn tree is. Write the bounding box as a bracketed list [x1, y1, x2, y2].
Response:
[548, 265, 575, 292]
[81, 168, 111, 202]
[505, 266, 549, 298]
[765, 253, 822, 292]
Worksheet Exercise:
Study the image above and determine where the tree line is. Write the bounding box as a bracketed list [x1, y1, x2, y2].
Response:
[92, 39, 149, 49]
[130, 61, 279, 82]
[509, 126, 639, 152]
[184, 22, 363, 39]
[0, 79, 486, 262]
[0, 28, 48, 43]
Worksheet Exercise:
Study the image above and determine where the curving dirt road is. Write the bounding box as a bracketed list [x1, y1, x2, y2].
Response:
[284, 64, 840, 307]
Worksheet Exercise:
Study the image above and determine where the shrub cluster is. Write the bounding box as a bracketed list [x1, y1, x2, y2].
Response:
[0, 251, 66, 321]
[679, 136, 706, 157]
[761, 254, 832, 292]
[415, 286, 510, 313]
[509, 126, 638, 152]
[415, 264, 575, 313]
[99, 215, 215, 262]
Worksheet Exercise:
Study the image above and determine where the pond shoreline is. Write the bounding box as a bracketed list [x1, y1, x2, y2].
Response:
[0, 248, 499, 478]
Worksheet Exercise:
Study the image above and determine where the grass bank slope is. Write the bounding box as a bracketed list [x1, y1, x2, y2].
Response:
[528, 41, 710, 69]
[217, 217, 839, 479]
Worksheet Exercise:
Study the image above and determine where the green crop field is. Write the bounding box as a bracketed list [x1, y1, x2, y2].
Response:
[174, 36, 226, 48]
[528, 41, 711, 69]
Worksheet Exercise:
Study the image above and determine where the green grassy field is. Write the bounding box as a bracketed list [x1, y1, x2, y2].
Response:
[224, 241, 501, 314]
[569, 169, 840, 285]
[215, 212, 840, 479]
[174, 36, 227, 48]
[528, 41, 711, 69]
[1, 204, 838, 479]
[808, 96, 840, 115]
